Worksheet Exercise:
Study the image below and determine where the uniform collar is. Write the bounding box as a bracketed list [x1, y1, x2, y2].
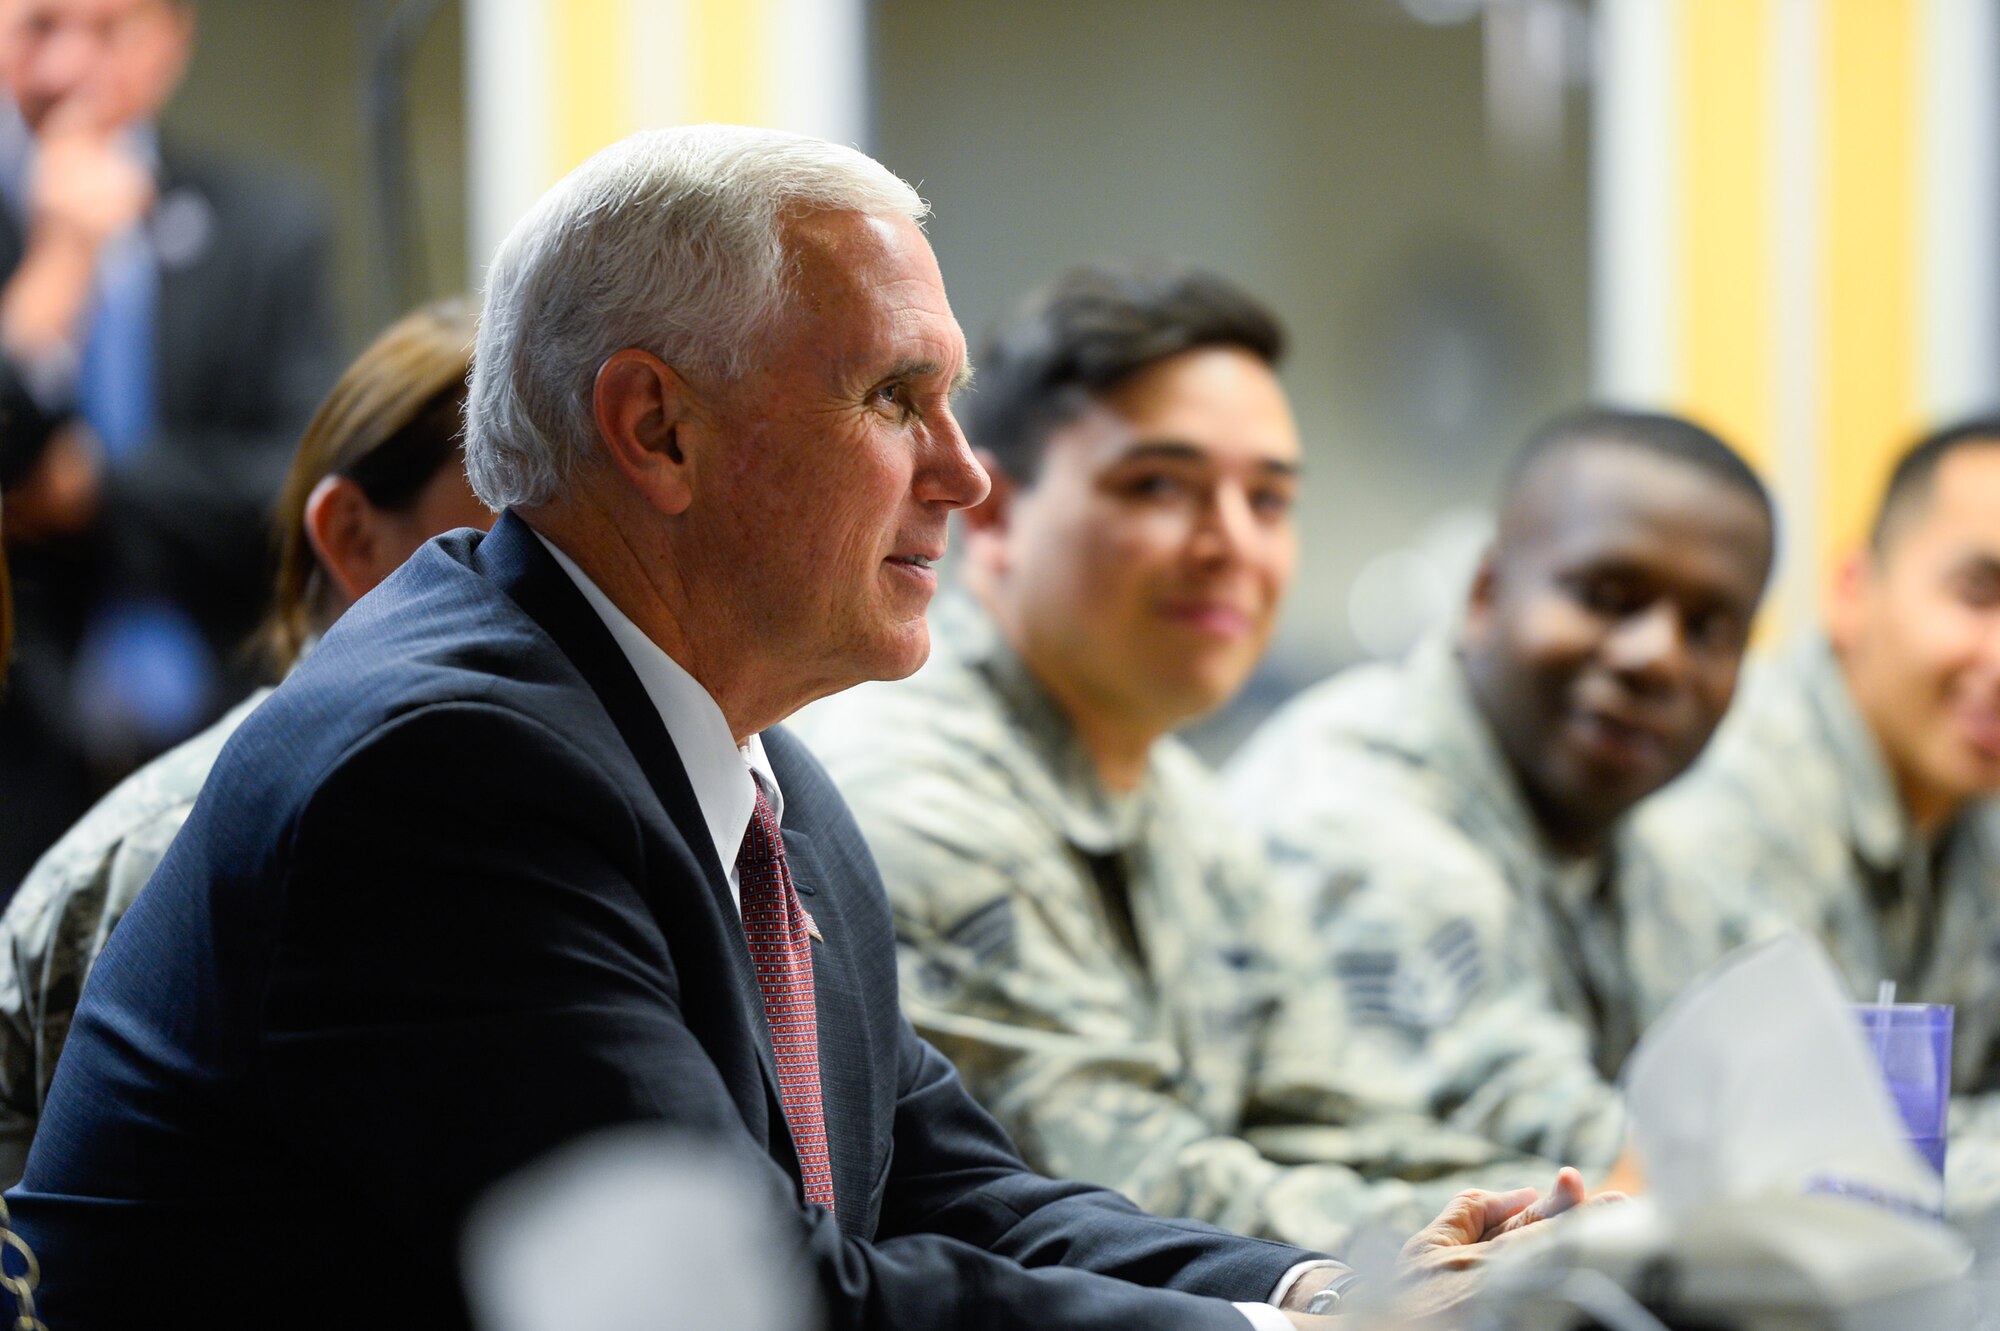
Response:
[532, 530, 779, 878]
[1797, 636, 1917, 871]
[1409, 629, 1619, 893]
[935, 592, 1150, 855]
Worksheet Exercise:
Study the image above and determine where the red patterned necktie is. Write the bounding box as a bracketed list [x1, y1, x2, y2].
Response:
[736, 783, 836, 1211]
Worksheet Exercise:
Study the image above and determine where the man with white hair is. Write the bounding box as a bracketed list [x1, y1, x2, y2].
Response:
[9, 126, 1558, 1329]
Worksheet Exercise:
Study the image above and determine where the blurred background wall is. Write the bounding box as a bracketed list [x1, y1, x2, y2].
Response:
[1595, 0, 1998, 641]
[873, 0, 1592, 696]
[163, 0, 467, 351]
[143, 0, 2000, 741]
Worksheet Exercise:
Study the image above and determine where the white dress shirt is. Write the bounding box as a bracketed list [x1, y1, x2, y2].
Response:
[535, 532, 774, 910]
[534, 531, 1331, 1328]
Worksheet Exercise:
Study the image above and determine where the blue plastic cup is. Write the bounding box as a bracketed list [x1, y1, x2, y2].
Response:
[1855, 1002, 1954, 1177]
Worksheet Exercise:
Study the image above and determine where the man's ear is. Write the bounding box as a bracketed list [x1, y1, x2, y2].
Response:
[593, 349, 697, 516]
[1826, 547, 1872, 651]
[303, 475, 381, 609]
[1464, 539, 1496, 643]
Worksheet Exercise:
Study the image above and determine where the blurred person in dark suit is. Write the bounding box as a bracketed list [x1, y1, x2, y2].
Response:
[9, 125, 1568, 1330]
[0, 0, 336, 891]
[0, 296, 484, 1186]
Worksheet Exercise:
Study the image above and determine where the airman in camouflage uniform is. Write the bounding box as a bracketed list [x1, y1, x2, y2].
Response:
[1226, 409, 1778, 1180]
[0, 689, 267, 1184]
[1226, 633, 1754, 1175]
[1642, 642, 2000, 1065]
[797, 597, 1541, 1255]
[1638, 641, 2000, 1211]
[1639, 420, 2000, 1217]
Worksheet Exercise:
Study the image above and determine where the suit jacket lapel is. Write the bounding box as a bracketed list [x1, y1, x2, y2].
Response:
[478, 514, 725, 885]
[474, 513, 786, 1101]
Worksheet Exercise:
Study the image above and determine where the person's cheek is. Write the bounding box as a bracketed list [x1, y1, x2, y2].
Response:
[1514, 598, 1586, 671]
[1088, 506, 1165, 574]
[1275, 525, 1300, 579]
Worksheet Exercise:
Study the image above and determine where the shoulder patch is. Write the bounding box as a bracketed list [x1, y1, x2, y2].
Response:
[1334, 918, 1485, 1032]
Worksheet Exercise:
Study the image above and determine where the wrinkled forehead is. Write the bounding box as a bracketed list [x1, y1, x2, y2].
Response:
[781, 209, 943, 312]
[773, 208, 965, 370]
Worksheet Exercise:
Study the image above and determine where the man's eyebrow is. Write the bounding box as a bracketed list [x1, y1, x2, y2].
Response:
[880, 357, 975, 394]
[1115, 440, 1300, 476]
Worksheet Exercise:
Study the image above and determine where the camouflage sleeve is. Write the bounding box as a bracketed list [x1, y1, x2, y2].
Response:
[861, 764, 1531, 1254]
[1223, 843, 1562, 1246]
[1943, 1083, 2000, 1231]
[1945, 1092, 2000, 1222]
[1249, 800, 1628, 1175]
[1244, 895, 1568, 1186]
[1630, 784, 1817, 963]
[0, 800, 189, 1185]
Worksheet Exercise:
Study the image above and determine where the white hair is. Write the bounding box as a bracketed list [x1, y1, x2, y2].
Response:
[465, 124, 928, 509]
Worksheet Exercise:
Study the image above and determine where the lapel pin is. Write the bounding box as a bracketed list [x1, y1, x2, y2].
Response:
[803, 909, 825, 943]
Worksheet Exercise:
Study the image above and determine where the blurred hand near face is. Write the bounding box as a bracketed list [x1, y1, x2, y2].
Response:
[0, 106, 151, 357]
[0, 0, 188, 357]
[30, 91, 154, 243]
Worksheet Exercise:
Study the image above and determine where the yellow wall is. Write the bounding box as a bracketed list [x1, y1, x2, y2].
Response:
[1679, 0, 1775, 478]
[1820, 0, 1920, 564]
[1613, 0, 1970, 630]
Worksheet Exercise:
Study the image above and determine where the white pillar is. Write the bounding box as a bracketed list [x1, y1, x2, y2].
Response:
[463, 0, 870, 279]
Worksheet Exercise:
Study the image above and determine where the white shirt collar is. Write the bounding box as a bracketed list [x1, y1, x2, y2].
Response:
[530, 530, 781, 893]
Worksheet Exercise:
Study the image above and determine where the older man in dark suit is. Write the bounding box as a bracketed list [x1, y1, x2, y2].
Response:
[9, 125, 1556, 1329]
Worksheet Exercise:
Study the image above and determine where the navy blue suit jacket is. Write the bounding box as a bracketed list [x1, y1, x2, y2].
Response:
[9, 513, 1315, 1328]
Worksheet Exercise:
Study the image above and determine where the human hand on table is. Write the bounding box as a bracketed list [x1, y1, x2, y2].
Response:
[1477, 1165, 1604, 1239]
[1273, 1170, 1624, 1325]
[1395, 1169, 1623, 1318]
[1598, 1146, 1647, 1197]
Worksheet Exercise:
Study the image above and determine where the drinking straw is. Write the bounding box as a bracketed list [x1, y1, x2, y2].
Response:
[1875, 980, 1896, 1072]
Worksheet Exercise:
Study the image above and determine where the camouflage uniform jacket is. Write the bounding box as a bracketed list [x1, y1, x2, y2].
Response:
[0, 687, 270, 1185]
[1224, 633, 1748, 1175]
[793, 597, 1540, 1257]
[1636, 639, 2000, 1202]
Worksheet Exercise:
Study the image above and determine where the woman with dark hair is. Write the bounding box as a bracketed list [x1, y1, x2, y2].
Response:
[259, 297, 488, 672]
[0, 299, 490, 1183]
